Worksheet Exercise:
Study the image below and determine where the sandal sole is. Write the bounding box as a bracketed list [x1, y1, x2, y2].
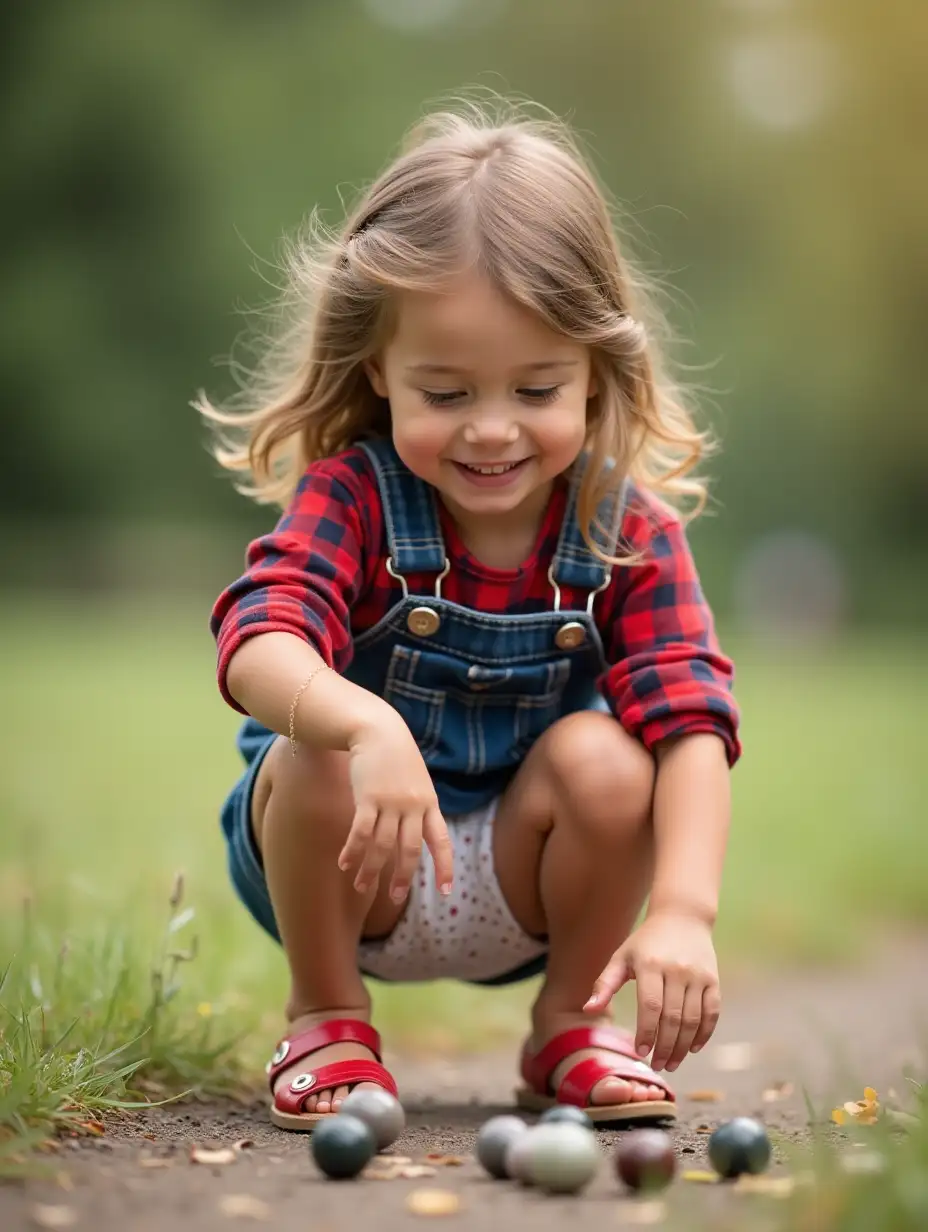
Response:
[269, 1103, 330, 1132]
[515, 1087, 677, 1124]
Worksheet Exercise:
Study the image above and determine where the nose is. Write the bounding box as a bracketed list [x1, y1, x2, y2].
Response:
[462, 409, 520, 447]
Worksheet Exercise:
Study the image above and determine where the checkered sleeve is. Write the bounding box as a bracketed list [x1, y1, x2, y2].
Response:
[600, 502, 742, 765]
[210, 452, 377, 712]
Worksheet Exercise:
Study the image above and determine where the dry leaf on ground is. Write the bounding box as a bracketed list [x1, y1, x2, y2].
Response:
[831, 1087, 879, 1126]
[405, 1188, 462, 1216]
[190, 1146, 238, 1166]
[622, 1199, 667, 1224]
[734, 1175, 796, 1198]
[686, 1089, 725, 1103]
[219, 1194, 271, 1221]
[762, 1081, 794, 1103]
[695, 1124, 713, 1134]
[368, 1163, 438, 1181]
[375, 1154, 413, 1166]
[425, 1153, 466, 1166]
[30, 1206, 77, 1229]
[711, 1042, 757, 1072]
[682, 1170, 718, 1183]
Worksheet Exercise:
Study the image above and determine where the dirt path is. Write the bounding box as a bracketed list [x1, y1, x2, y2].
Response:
[4, 937, 927, 1231]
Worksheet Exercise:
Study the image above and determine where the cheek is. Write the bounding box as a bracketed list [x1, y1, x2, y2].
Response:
[391, 410, 453, 472]
[535, 405, 588, 459]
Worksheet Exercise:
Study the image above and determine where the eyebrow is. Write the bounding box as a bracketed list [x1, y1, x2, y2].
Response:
[406, 361, 580, 376]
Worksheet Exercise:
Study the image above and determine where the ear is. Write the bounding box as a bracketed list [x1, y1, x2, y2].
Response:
[364, 356, 389, 399]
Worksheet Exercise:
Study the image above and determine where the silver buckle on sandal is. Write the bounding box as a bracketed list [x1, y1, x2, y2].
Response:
[290, 1072, 316, 1093]
[267, 1040, 290, 1073]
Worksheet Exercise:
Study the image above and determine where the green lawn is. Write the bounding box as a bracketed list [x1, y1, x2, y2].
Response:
[1, 599, 926, 1110]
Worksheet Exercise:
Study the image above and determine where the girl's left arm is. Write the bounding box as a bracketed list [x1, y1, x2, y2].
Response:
[589, 501, 741, 1068]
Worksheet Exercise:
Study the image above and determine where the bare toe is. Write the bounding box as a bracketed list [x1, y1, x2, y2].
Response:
[589, 1076, 634, 1106]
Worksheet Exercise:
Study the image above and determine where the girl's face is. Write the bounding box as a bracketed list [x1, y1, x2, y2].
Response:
[365, 273, 595, 527]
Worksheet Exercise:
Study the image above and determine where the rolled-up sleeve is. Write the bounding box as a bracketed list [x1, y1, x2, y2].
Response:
[210, 458, 370, 712]
[600, 512, 741, 765]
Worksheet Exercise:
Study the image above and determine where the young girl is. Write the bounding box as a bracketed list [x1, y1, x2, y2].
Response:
[201, 101, 741, 1131]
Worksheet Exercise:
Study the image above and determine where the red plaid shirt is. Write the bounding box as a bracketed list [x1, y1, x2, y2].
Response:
[212, 447, 741, 764]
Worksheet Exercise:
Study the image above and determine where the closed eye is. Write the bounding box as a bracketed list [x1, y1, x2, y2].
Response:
[518, 386, 561, 404]
[421, 389, 465, 406]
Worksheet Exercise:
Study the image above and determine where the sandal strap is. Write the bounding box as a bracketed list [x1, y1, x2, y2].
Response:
[266, 1018, 383, 1088]
[273, 1060, 399, 1116]
[520, 1025, 638, 1092]
[557, 1056, 676, 1106]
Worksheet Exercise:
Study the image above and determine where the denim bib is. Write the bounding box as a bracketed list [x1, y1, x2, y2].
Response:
[337, 440, 625, 814]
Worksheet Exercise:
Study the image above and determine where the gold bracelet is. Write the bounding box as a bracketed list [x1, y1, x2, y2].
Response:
[288, 664, 329, 756]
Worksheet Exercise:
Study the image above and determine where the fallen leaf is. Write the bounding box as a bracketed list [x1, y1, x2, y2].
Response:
[695, 1124, 713, 1134]
[233, 1140, 255, 1153]
[831, 1087, 879, 1127]
[734, 1175, 795, 1198]
[142, 1133, 157, 1141]
[139, 1157, 172, 1169]
[711, 1042, 757, 1073]
[686, 1089, 725, 1103]
[30, 1206, 77, 1229]
[405, 1188, 462, 1216]
[682, 1170, 718, 1184]
[190, 1146, 238, 1166]
[219, 1195, 271, 1221]
[762, 1081, 794, 1103]
[367, 1163, 438, 1181]
[76, 1121, 104, 1137]
[425, 1153, 466, 1166]
[622, 1199, 667, 1224]
[375, 1154, 413, 1166]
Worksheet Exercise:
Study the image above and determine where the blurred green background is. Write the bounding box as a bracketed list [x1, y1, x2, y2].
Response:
[1, 0, 925, 1057]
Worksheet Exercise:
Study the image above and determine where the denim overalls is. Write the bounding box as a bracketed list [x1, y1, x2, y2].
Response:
[221, 438, 626, 968]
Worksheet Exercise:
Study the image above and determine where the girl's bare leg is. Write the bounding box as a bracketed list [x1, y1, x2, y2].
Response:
[251, 737, 406, 1113]
[494, 711, 664, 1104]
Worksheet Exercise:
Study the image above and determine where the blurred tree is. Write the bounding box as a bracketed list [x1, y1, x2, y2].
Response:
[0, 0, 924, 617]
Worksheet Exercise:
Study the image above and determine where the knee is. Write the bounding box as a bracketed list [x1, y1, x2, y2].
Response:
[543, 712, 655, 839]
[253, 737, 353, 849]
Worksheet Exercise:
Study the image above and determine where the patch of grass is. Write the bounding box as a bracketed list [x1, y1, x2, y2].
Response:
[0, 876, 245, 1176]
[0, 597, 926, 1169]
[763, 1080, 928, 1231]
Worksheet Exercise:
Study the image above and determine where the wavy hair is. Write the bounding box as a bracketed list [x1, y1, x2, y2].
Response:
[196, 96, 713, 561]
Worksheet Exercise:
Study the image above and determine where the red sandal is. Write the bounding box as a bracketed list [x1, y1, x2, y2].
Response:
[516, 1025, 677, 1125]
[266, 1018, 399, 1131]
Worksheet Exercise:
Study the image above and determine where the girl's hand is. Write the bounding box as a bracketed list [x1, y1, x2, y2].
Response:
[584, 910, 721, 1073]
[338, 711, 453, 904]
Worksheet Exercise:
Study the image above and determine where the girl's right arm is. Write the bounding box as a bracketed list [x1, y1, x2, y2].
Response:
[214, 455, 453, 903]
[226, 630, 453, 904]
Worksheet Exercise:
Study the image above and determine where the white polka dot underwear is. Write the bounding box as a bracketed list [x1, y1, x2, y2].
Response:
[357, 797, 549, 983]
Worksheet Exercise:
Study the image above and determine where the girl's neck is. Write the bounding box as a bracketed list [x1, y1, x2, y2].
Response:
[439, 480, 554, 570]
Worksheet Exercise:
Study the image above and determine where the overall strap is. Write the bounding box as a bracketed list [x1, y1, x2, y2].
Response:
[551, 454, 628, 592]
[356, 438, 447, 574]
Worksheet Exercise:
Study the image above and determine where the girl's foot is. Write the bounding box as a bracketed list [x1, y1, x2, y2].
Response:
[531, 1013, 667, 1105]
[516, 1012, 677, 1123]
[269, 1009, 387, 1116]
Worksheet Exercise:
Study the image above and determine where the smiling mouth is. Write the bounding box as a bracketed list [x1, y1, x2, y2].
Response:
[454, 460, 530, 475]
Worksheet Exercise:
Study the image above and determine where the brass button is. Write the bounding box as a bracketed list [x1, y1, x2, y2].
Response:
[407, 606, 441, 636]
[555, 621, 587, 650]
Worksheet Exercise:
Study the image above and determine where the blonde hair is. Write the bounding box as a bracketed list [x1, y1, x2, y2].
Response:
[196, 96, 713, 560]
